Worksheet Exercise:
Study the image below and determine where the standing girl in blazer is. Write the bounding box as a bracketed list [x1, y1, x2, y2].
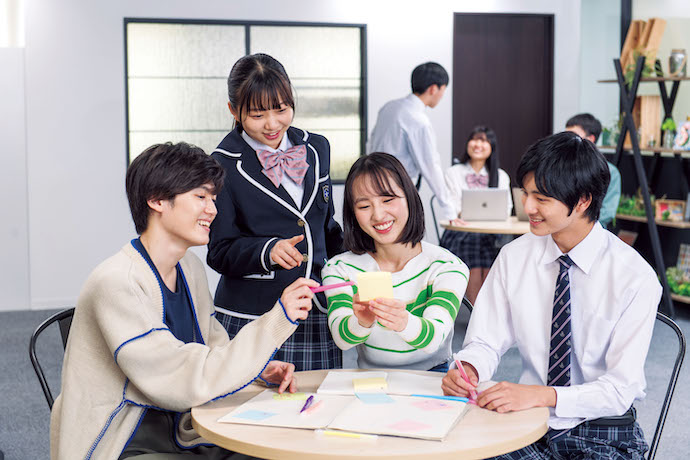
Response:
[440, 126, 512, 304]
[208, 53, 344, 371]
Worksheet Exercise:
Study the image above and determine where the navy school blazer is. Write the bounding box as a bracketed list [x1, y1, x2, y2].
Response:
[207, 127, 344, 317]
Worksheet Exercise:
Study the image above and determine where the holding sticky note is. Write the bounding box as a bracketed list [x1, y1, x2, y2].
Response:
[357, 272, 393, 301]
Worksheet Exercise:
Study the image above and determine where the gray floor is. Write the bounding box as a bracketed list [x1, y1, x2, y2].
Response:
[2, 306, 689, 459]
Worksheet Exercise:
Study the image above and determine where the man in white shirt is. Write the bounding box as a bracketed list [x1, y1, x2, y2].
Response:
[442, 132, 660, 459]
[367, 62, 456, 221]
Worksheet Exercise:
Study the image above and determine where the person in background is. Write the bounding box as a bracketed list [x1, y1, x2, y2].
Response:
[443, 132, 659, 459]
[440, 126, 512, 305]
[565, 113, 621, 227]
[323, 152, 468, 373]
[367, 62, 457, 223]
[208, 53, 344, 371]
[51, 142, 315, 459]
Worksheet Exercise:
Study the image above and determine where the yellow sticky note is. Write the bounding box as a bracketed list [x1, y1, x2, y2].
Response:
[356, 272, 393, 301]
[353, 377, 388, 392]
[272, 392, 307, 401]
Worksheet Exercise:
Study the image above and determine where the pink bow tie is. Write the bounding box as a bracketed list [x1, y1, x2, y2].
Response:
[256, 144, 309, 188]
[466, 173, 488, 189]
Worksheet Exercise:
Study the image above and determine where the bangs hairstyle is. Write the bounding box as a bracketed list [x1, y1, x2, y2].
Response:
[227, 53, 295, 132]
[343, 152, 425, 254]
[516, 132, 609, 223]
[459, 125, 500, 187]
[126, 142, 225, 234]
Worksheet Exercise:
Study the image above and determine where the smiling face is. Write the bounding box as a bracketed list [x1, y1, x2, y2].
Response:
[156, 184, 218, 248]
[466, 132, 492, 164]
[230, 100, 294, 149]
[521, 172, 593, 252]
[352, 173, 409, 250]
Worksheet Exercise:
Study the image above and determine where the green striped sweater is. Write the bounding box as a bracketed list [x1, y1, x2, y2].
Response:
[322, 242, 469, 370]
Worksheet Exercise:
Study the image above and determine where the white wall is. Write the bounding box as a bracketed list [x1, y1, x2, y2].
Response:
[0, 48, 30, 311]
[8, 0, 582, 310]
[578, 0, 621, 131]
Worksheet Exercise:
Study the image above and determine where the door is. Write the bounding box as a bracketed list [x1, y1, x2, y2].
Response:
[452, 13, 554, 183]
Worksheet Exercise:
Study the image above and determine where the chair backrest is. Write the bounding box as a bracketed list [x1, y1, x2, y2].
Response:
[29, 307, 75, 409]
[461, 296, 474, 314]
[429, 194, 442, 243]
[647, 311, 685, 460]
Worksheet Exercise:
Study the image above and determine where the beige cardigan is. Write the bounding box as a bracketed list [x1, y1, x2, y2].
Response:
[50, 242, 298, 460]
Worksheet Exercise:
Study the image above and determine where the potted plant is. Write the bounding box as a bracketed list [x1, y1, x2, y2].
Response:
[662, 117, 676, 148]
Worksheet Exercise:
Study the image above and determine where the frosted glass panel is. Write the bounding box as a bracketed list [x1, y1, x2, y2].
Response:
[125, 21, 365, 178]
[251, 26, 363, 181]
[127, 23, 245, 77]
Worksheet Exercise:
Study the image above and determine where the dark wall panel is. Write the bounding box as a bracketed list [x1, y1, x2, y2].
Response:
[453, 13, 554, 183]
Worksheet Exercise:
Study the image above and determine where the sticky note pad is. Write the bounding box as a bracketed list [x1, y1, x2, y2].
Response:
[355, 392, 394, 404]
[356, 272, 393, 301]
[272, 392, 307, 401]
[353, 377, 388, 392]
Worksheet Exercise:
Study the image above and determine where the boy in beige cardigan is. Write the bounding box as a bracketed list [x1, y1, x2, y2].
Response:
[50, 142, 317, 459]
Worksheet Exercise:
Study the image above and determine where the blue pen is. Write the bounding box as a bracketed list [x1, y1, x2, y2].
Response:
[410, 394, 469, 402]
[299, 395, 314, 413]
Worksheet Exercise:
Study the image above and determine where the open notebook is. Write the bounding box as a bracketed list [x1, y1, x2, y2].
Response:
[218, 372, 468, 441]
[218, 389, 468, 441]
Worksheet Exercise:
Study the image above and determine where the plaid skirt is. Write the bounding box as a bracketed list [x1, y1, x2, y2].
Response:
[217, 310, 342, 372]
[488, 413, 647, 459]
[440, 230, 499, 269]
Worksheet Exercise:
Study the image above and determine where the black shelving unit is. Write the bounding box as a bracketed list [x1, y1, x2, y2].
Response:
[608, 55, 676, 317]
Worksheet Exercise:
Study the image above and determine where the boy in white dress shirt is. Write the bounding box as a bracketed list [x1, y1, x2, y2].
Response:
[442, 132, 661, 459]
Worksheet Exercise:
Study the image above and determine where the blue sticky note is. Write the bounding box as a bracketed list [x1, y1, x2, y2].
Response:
[234, 409, 277, 421]
[355, 392, 394, 404]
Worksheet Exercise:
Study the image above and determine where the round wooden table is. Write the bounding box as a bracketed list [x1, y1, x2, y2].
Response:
[441, 217, 530, 235]
[192, 369, 549, 460]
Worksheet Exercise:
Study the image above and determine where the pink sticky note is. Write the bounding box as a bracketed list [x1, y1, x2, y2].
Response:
[411, 400, 454, 411]
[387, 419, 432, 432]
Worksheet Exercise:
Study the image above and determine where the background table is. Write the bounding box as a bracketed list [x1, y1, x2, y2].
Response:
[441, 216, 530, 235]
[192, 369, 549, 460]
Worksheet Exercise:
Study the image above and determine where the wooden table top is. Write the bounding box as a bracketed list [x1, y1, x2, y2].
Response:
[441, 216, 531, 235]
[192, 369, 549, 460]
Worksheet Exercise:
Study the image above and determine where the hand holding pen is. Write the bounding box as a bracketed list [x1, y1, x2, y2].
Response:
[441, 359, 479, 402]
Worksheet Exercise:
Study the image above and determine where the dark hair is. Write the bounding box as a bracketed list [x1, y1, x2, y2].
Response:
[411, 62, 449, 94]
[516, 132, 609, 222]
[565, 113, 602, 143]
[227, 53, 295, 132]
[458, 125, 500, 187]
[343, 152, 425, 254]
[126, 142, 225, 234]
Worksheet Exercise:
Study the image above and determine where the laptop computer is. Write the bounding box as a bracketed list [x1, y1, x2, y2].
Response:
[512, 187, 529, 221]
[461, 189, 509, 221]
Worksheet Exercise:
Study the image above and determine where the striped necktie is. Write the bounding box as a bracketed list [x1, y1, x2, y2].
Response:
[548, 255, 574, 387]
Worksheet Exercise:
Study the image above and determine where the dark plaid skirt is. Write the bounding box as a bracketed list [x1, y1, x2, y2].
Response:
[217, 310, 342, 372]
[440, 230, 499, 269]
[488, 412, 647, 459]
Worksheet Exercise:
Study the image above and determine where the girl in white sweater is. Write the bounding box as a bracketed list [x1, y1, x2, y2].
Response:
[322, 152, 469, 371]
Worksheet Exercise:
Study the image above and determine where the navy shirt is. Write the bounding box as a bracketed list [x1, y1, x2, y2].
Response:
[132, 239, 201, 344]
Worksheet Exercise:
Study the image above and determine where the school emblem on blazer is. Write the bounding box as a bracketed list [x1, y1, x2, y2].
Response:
[322, 184, 330, 203]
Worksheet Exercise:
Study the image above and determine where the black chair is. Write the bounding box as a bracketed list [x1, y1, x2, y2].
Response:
[29, 308, 75, 409]
[647, 311, 686, 460]
[461, 296, 473, 314]
[430, 194, 443, 243]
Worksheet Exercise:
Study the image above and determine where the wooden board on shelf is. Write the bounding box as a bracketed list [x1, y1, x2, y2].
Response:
[616, 213, 690, 229]
[641, 18, 666, 66]
[624, 95, 661, 148]
[621, 20, 645, 71]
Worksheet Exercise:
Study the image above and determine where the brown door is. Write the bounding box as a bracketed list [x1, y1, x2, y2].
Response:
[452, 13, 554, 184]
